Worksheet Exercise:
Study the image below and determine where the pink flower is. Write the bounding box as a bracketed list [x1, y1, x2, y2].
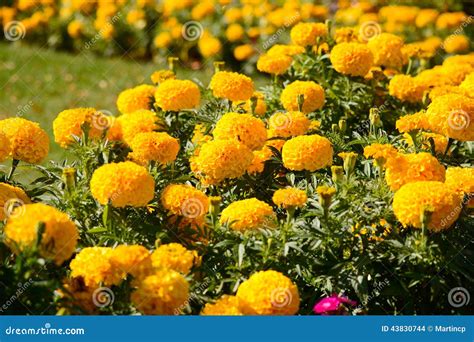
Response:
[313, 294, 357, 315]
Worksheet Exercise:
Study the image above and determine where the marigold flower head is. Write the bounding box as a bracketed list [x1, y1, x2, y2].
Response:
[429, 85, 466, 100]
[367, 33, 404, 69]
[290, 22, 327, 46]
[237, 270, 300, 315]
[389, 75, 426, 103]
[247, 146, 273, 175]
[415, 9, 439, 28]
[393, 181, 462, 231]
[209, 71, 254, 102]
[161, 184, 209, 219]
[385, 152, 446, 191]
[59, 278, 97, 314]
[0, 132, 10, 162]
[198, 35, 222, 57]
[282, 134, 333, 171]
[0, 118, 49, 164]
[191, 139, 254, 185]
[445, 167, 474, 207]
[330, 42, 374, 77]
[151, 243, 198, 274]
[363, 143, 398, 167]
[268, 111, 310, 138]
[53, 108, 111, 148]
[241, 91, 267, 116]
[267, 44, 305, 56]
[116, 84, 155, 115]
[151, 70, 176, 84]
[425, 94, 474, 141]
[460, 72, 474, 97]
[396, 112, 429, 133]
[114, 110, 164, 145]
[201, 295, 244, 315]
[90, 161, 155, 208]
[213, 112, 267, 151]
[334, 27, 357, 43]
[436, 12, 468, 30]
[0, 183, 31, 221]
[272, 188, 307, 209]
[281, 81, 325, 113]
[155, 79, 201, 111]
[129, 132, 179, 165]
[220, 198, 276, 232]
[234, 44, 255, 61]
[109, 245, 152, 279]
[226, 23, 244, 42]
[5, 203, 78, 265]
[257, 54, 292, 75]
[131, 269, 189, 315]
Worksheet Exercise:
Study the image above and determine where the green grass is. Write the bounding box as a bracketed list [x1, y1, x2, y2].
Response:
[0, 43, 213, 164]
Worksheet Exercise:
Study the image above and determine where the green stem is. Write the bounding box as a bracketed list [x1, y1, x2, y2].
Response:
[6, 159, 19, 181]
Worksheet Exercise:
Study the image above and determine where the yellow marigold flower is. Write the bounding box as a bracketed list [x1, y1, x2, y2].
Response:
[151, 243, 198, 274]
[272, 188, 307, 209]
[445, 167, 474, 207]
[116, 110, 164, 145]
[226, 23, 244, 42]
[191, 140, 254, 185]
[70, 247, 125, 287]
[396, 111, 429, 133]
[429, 85, 466, 100]
[334, 27, 357, 43]
[367, 33, 404, 69]
[234, 44, 255, 61]
[110, 245, 152, 279]
[268, 111, 310, 138]
[161, 183, 209, 219]
[67, 20, 83, 38]
[415, 9, 439, 28]
[116, 84, 155, 115]
[5, 203, 78, 265]
[90, 161, 155, 208]
[425, 94, 474, 141]
[280, 81, 325, 113]
[460, 72, 474, 97]
[282, 134, 333, 171]
[330, 42, 374, 77]
[443, 35, 470, 54]
[213, 112, 267, 151]
[53, 108, 110, 148]
[59, 278, 97, 314]
[0, 132, 11, 162]
[0, 183, 31, 221]
[151, 70, 176, 85]
[242, 91, 267, 116]
[385, 152, 446, 191]
[201, 295, 244, 315]
[155, 79, 201, 111]
[198, 35, 222, 57]
[0, 118, 49, 164]
[209, 71, 254, 102]
[444, 54, 474, 68]
[191, 1, 215, 20]
[129, 132, 180, 165]
[237, 270, 300, 315]
[220, 198, 276, 232]
[257, 54, 292, 75]
[440, 63, 474, 86]
[154, 31, 172, 48]
[388, 75, 426, 103]
[436, 12, 468, 30]
[363, 143, 398, 168]
[247, 146, 273, 175]
[290, 22, 327, 46]
[131, 269, 189, 315]
[393, 181, 463, 231]
[267, 44, 305, 57]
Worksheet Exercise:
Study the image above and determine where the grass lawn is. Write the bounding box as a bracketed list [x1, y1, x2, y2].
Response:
[0, 43, 216, 176]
